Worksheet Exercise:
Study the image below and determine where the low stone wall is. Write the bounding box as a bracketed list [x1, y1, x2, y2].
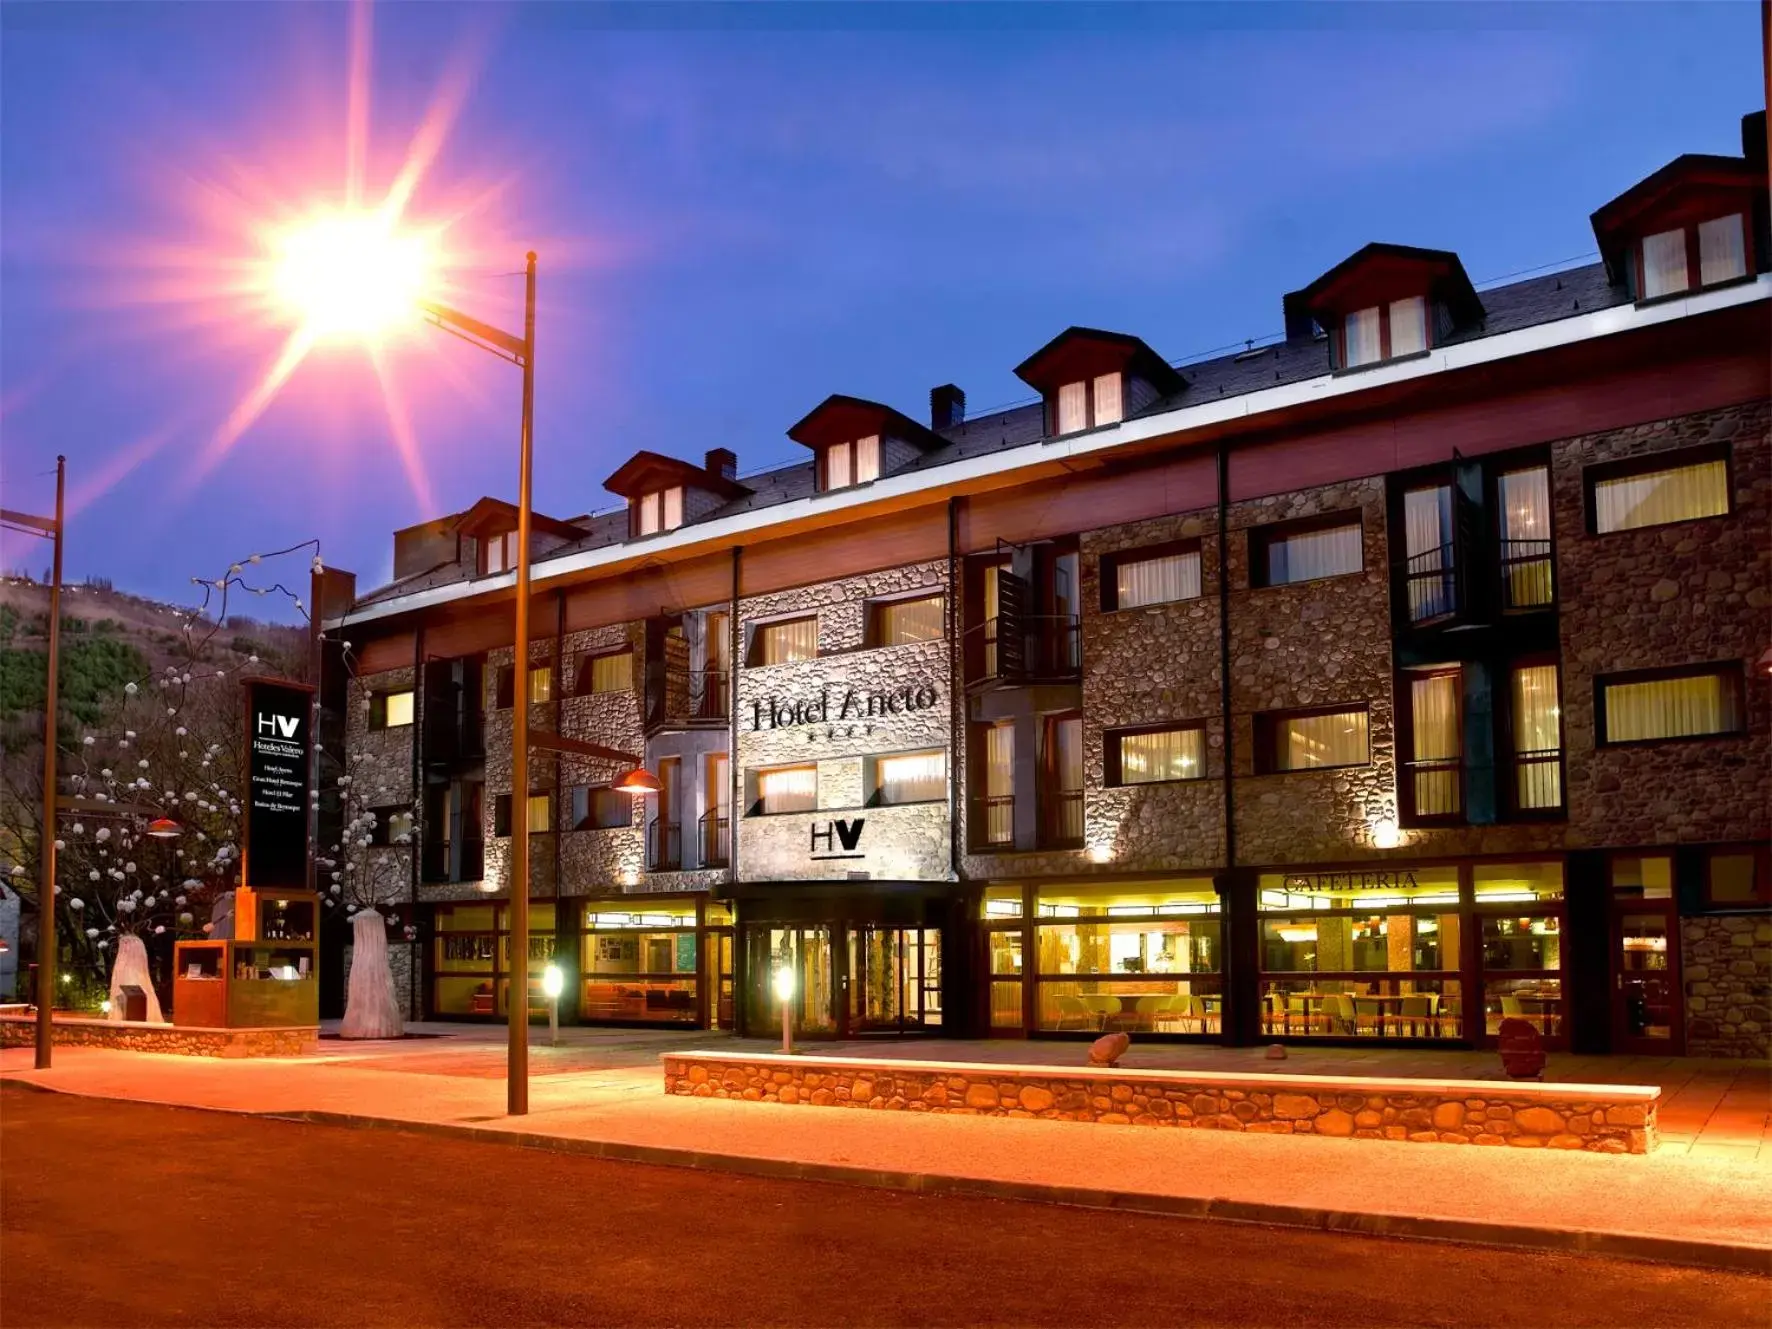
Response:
[0, 1014, 317, 1058]
[663, 1052, 1659, 1154]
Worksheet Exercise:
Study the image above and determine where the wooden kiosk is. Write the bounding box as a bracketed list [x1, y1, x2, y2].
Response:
[173, 889, 320, 1029]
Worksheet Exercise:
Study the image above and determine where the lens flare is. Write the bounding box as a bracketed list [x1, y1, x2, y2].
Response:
[271, 210, 437, 344]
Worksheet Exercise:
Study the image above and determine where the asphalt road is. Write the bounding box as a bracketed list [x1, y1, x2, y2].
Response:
[2, 1088, 1765, 1328]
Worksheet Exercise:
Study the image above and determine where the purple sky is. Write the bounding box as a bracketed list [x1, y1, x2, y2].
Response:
[1, 2, 1761, 615]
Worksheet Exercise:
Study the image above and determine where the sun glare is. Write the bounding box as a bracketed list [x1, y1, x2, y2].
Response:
[272, 209, 436, 343]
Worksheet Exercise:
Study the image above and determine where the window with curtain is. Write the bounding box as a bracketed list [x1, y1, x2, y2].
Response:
[752, 616, 818, 665]
[704, 612, 729, 673]
[1113, 727, 1205, 785]
[1641, 228, 1689, 299]
[1591, 455, 1729, 533]
[1261, 708, 1369, 772]
[825, 440, 852, 490]
[982, 563, 1002, 676]
[636, 487, 684, 535]
[528, 665, 552, 705]
[481, 530, 520, 575]
[1697, 214, 1747, 287]
[855, 434, 881, 483]
[571, 785, 631, 830]
[1600, 667, 1743, 744]
[1403, 485, 1455, 621]
[981, 722, 1015, 844]
[754, 765, 817, 815]
[494, 793, 552, 836]
[873, 751, 946, 805]
[1092, 373, 1123, 426]
[873, 593, 945, 646]
[1389, 296, 1428, 357]
[581, 651, 632, 695]
[1408, 671, 1462, 818]
[1511, 664, 1563, 811]
[1055, 381, 1088, 435]
[1044, 715, 1083, 844]
[1497, 466, 1554, 608]
[1111, 548, 1201, 609]
[1260, 519, 1363, 586]
[1343, 307, 1382, 367]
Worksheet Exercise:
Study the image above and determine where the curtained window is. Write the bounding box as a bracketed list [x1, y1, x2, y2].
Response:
[855, 434, 881, 484]
[1056, 381, 1088, 435]
[1511, 665, 1563, 810]
[1697, 214, 1747, 287]
[636, 488, 685, 536]
[1112, 548, 1201, 609]
[1592, 455, 1729, 533]
[1408, 671, 1462, 817]
[755, 765, 817, 815]
[371, 690, 414, 729]
[981, 722, 1015, 844]
[571, 785, 631, 830]
[494, 793, 552, 836]
[481, 531, 520, 575]
[1045, 715, 1084, 843]
[873, 593, 945, 646]
[982, 563, 1003, 676]
[1388, 296, 1428, 358]
[825, 441, 852, 490]
[1403, 485, 1455, 621]
[1600, 668, 1743, 744]
[1262, 708, 1369, 773]
[581, 651, 632, 695]
[1261, 519, 1363, 586]
[1497, 466, 1554, 608]
[528, 666, 553, 705]
[1343, 307, 1382, 367]
[1640, 228, 1689, 299]
[1092, 373, 1124, 426]
[1114, 727, 1205, 785]
[752, 616, 818, 665]
[873, 751, 946, 805]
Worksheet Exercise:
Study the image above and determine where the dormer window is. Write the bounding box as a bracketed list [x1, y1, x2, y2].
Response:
[635, 486, 684, 536]
[480, 530, 520, 576]
[1640, 213, 1748, 300]
[1054, 373, 1123, 435]
[1340, 295, 1428, 369]
[822, 435, 880, 491]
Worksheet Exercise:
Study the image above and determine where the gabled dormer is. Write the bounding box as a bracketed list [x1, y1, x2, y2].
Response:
[603, 448, 751, 538]
[450, 497, 586, 578]
[1591, 128, 1766, 303]
[786, 395, 945, 493]
[1014, 327, 1184, 439]
[1288, 243, 1484, 372]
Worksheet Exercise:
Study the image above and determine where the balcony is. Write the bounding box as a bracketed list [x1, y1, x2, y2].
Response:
[647, 819, 682, 872]
[699, 810, 731, 869]
[1499, 539, 1555, 611]
[971, 795, 1016, 851]
[1403, 757, 1463, 822]
[1510, 749, 1564, 815]
[967, 615, 1081, 686]
[645, 666, 729, 731]
[1040, 789, 1084, 849]
[1402, 543, 1458, 625]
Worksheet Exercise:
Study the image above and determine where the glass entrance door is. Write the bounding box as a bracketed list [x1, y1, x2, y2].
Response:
[845, 926, 942, 1035]
[744, 926, 835, 1037]
[1613, 904, 1682, 1054]
[705, 928, 734, 1030]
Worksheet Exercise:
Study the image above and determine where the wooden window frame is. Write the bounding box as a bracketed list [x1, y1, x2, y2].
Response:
[1247, 511, 1365, 589]
[368, 689, 415, 730]
[478, 530, 519, 577]
[1499, 653, 1567, 821]
[1396, 666, 1466, 828]
[1253, 704, 1372, 776]
[866, 590, 948, 648]
[573, 648, 634, 697]
[1594, 661, 1748, 748]
[1099, 539, 1203, 612]
[1104, 721, 1208, 787]
[1046, 370, 1124, 438]
[1633, 212, 1756, 304]
[1583, 441, 1734, 536]
[1333, 296, 1433, 372]
[745, 614, 820, 667]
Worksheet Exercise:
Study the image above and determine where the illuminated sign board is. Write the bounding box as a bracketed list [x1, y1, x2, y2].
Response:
[749, 681, 940, 732]
[243, 678, 314, 891]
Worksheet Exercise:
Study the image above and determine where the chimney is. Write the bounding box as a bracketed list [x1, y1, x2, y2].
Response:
[1281, 290, 1318, 342]
[1742, 110, 1767, 169]
[930, 383, 966, 431]
[704, 448, 737, 483]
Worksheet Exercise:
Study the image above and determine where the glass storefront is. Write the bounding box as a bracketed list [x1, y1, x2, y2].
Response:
[432, 902, 557, 1019]
[582, 902, 701, 1025]
[1473, 863, 1565, 1040]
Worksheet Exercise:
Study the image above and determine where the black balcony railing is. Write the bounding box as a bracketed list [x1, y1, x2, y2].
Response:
[646, 666, 729, 728]
[1499, 539, 1556, 610]
[1510, 748, 1564, 814]
[1041, 789, 1084, 848]
[972, 795, 1016, 850]
[1404, 758, 1463, 820]
[969, 615, 1081, 683]
[699, 810, 731, 868]
[647, 819, 682, 872]
[1403, 543, 1458, 623]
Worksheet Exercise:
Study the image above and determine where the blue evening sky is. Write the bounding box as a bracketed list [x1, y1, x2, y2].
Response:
[1, 2, 1761, 610]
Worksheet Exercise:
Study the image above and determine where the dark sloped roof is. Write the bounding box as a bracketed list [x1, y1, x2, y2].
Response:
[786, 393, 946, 453]
[1014, 326, 1186, 395]
[1291, 242, 1485, 327]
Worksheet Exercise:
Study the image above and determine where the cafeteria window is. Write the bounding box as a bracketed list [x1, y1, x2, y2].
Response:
[432, 902, 556, 1019]
[1032, 882, 1221, 1035]
[581, 903, 700, 1024]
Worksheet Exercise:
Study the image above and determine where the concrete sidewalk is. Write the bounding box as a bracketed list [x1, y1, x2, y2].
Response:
[4, 1034, 1769, 1274]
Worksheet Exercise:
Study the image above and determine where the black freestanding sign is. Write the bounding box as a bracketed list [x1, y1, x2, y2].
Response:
[243, 678, 314, 891]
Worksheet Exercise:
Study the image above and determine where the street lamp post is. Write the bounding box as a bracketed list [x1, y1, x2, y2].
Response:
[2, 456, 65, 1070]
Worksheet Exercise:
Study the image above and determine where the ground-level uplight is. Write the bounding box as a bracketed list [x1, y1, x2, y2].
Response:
[773, 964, 796, 1055]
[542, 962, 563, 1047]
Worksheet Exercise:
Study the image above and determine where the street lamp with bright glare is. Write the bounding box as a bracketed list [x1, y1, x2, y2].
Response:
[271, 209, 436, 343]
[773, 965, 796, 1056]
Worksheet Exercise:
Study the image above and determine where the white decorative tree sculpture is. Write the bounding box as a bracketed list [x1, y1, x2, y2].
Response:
[339, 906, 403, 1039]
[106, 932, 166, 1023]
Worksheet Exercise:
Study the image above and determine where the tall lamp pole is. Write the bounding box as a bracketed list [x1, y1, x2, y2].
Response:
[2, 456, 65, 1070]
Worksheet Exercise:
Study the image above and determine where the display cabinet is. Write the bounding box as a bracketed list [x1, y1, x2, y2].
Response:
[172, 890, 319, 1029]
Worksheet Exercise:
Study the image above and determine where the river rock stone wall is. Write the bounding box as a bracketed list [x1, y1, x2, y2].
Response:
[663, 1052, 1657, 1153]
[1682, 913, 1772, 1058]
[0, 1014, 318, 1057]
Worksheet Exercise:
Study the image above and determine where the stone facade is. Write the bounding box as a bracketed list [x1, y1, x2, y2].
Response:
[1682, 913, 1772, 1059]
[663, 1052, 1658, 1153]
[0, 1014, 318, 1057]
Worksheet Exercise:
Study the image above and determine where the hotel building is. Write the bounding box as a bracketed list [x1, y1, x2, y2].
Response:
[322, 110, 1771, 1059]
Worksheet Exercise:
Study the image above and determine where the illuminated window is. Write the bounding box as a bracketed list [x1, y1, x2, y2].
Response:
[749, 616, 818, 666]
[1051, 372, 1123, 436]
[870, 593, 945, 646]
[577, 650, 633, 695]
[1610, 855, 1673, 899]
[1497, 465, 1554, 608]
[370, 690, 414, 729]
[1401, 484, 1455, 621]
[1640, 213, 1749, 299]
[1404, 670, 1461, 818]
[480, 530, 520, 576]
[1590, 451, 1730, 533]
[1705, 848, 1769, 905]
[570, 784, 631, 830]
[527, 665, 552, 705]
[870, 750, 946, 805]
[1252, 517, 1363, 587]
[1510, 663, 1563, 811]
[1340, 296, 1428, 368]
[1108, 726, 1205, 786]
[823, 435, 881, 491]
[368, 806, 414, 846]
[635, 486, 685, 536]
[1105, 546, 1201, 610]
[1599, 665, 1744, 744]
[752, 764, 817, 815]
[1257, 707, 1369, 773]
[493, 792, 552, 836]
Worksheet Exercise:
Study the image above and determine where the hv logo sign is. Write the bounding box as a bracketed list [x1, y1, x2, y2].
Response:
[809, 818, 865, 860]
[256, 711, 301, 739]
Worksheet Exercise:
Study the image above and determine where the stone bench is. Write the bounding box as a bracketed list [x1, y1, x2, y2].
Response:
[1, 1013, 317, 1058]
[662, 1051, 1659, 1154]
